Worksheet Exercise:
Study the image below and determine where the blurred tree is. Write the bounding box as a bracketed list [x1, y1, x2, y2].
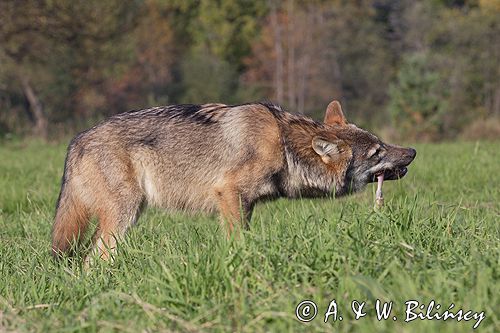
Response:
[444, 1, 500, 119]
[328, 1, 394, 124]
[389, 0, 500, 139]
[46, 1, 139, 119]
[188, 0, 266, 70]
[243, 1, 342, 115]
[0, 0, 139, 137]
[0, 0, 53, 137]
[243, 0, 392, 123]
[176, 0, 266, 103]
[180, 49, 238, 103]
[388, 53, 448, 141]
[106, 0, 178, 110]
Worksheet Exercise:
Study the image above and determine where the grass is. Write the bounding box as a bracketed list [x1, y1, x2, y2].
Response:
[0, 139, 499, 332]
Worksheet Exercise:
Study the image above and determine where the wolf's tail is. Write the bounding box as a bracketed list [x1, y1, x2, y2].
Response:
[51, 169, 91, 258]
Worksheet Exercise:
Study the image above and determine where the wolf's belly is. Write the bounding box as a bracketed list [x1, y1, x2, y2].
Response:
[135, 160, 218, 213]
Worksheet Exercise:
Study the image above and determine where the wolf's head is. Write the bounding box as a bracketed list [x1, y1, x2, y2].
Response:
[311, 100, 416, 196]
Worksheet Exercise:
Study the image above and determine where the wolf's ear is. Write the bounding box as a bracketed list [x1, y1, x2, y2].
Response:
[324, 100, 347, 126]
[312, 137, 340, 157]
[312, 137, 351, 164]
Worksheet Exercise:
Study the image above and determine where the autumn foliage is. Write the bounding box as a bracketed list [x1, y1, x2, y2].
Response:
[0, 0, 499, 141]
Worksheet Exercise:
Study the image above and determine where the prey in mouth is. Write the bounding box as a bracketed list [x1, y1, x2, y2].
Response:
[337, 131, 417, 204]
[365, 144, 416, 208]
[371, 166, 409, 182]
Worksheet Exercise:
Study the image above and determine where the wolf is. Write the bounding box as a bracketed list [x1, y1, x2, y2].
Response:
[51, 100, 416, 261]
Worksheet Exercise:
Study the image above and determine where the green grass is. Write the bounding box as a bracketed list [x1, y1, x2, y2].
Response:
[0, 140, 499, 332]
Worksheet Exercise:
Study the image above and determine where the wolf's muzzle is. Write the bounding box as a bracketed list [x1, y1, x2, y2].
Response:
[369, 147, 416, 182]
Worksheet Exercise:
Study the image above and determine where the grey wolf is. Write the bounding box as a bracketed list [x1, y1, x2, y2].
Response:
[51, 100, 416, 261]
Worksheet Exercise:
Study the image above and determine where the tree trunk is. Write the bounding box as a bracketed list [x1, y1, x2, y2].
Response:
[287, 0, 296, 110]
[297, 9, 313, 115]
[20, 75, 48, 139]
[493, 86, 500, 117]
[269, 1, 284, 104]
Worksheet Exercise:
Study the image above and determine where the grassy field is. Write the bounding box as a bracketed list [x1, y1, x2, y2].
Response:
[0, 140, 499, 332]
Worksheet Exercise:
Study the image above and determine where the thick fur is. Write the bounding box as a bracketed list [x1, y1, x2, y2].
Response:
[52, 101, 416, 260]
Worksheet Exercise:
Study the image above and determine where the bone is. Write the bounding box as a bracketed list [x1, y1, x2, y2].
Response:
[375, 173, 384, 209]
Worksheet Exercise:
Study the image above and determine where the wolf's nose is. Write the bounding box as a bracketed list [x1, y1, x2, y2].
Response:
[408, 148, 417, 160]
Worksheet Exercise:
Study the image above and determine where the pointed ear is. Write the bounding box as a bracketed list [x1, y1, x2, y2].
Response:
[312, 137, 341, 157]
[312, 137, 351, 164]
[324, 100, 347, 126]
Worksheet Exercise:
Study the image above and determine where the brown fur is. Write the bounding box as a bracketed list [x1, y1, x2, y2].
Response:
[51, 101, 416, 262]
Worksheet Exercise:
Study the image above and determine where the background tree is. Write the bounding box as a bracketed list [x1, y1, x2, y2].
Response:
[388, 53, 449, 141]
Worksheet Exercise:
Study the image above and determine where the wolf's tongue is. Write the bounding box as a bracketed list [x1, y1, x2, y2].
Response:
[375, 173, 384, 209]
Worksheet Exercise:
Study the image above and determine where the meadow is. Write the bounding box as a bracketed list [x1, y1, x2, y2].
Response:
[0, 140, 498, 332]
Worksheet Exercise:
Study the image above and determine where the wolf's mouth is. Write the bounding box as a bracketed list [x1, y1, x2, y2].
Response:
[369, 167, 408, 183]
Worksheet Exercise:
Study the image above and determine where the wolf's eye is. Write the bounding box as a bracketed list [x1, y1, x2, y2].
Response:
[367, 146, 381, 158]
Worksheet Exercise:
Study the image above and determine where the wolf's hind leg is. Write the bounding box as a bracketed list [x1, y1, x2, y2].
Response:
[86, 192, 143, 264]
[52, 189, 91, 258]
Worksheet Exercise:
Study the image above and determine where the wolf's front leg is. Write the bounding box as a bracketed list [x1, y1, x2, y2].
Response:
[214, 185, 252, 237]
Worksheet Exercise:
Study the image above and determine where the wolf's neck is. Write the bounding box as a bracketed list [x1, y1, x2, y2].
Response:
[280, 123, 337, 197]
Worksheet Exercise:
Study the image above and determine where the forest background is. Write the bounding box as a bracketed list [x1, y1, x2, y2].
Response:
[1, 0, 499, 142]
